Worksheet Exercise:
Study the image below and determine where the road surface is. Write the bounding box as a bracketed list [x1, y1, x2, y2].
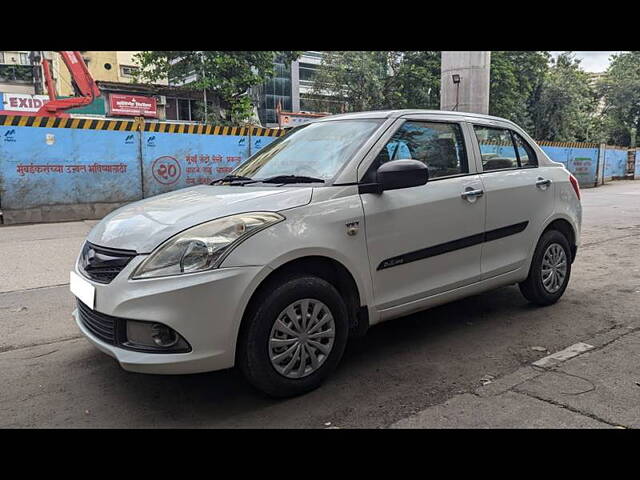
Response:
[1, 181, 639, 428]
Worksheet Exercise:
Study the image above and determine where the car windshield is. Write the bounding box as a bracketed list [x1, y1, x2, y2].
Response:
[230, 119, 383, 182]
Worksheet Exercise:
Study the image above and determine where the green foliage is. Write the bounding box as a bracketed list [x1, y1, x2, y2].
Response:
[530, 52, 599, 142]
[131, 50, 640, 145]
[309, 51, 440, 112]
[489, 51, 550, 130]
[598, 51, 640, 146]
[133, 51, 301, 125]
[392, 51, 441, 109]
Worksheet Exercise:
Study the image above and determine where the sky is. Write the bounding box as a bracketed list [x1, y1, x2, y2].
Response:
[549, 51, 625, 73]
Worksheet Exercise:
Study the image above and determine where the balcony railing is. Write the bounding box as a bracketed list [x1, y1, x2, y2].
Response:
[0, 64, 34, 83]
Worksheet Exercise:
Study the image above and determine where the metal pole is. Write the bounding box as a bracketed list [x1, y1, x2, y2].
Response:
[454, 82, 460, 111]
[201, 51, 207, 122]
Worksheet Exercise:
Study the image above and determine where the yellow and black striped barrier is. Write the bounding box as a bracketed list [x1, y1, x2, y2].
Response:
[0, 115, 284, 137]
[1, 114, 139, 131]
[142, 122, 283, 136]
[536, 140, 599, 148]
[480, 139, 600, 149]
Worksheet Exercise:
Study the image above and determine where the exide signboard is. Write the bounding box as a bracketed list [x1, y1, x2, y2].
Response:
[0, 93, 50, 113]
[108, 93, 158, 118]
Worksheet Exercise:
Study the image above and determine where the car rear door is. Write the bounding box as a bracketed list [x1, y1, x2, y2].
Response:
[359, 117, 486, 312]
[470, 123, 555, 279]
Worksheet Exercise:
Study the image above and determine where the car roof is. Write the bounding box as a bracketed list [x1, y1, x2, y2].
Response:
[313, 109, 518, 126]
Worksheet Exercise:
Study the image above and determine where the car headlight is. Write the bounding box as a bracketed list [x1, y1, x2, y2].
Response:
[131, 212, 284, 279]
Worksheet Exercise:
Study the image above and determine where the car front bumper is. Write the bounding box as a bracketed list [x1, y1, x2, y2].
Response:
[72, 256, 268, 375]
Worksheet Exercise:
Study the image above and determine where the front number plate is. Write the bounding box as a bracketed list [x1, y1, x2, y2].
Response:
[70, 271, 95, 310]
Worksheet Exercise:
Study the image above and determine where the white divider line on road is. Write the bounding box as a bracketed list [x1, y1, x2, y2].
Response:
[532, 342, 595, 369]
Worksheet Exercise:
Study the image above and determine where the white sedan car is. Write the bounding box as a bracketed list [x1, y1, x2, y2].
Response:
[70, 110, 582, 397]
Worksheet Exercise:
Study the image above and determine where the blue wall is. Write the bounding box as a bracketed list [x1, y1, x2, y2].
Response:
[0, 118, 280, 216]
[0, 123, 142, 210]
[0, 117, 637, 221]
[540, 146, 599, 187]
[141, 130, 251, 197]
[604, 148, 628, 180]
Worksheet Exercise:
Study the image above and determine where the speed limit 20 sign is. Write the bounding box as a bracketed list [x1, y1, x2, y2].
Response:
[152, 156, 181, 185]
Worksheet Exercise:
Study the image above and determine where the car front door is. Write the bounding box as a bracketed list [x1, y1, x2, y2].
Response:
[359, 119, 486, 312]
[471, 123, 556, 278]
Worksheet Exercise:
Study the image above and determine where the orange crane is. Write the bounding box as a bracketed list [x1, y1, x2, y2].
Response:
[27, 51, 101, 117]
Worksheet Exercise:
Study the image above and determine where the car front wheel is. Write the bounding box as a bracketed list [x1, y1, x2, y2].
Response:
[237, 275, 349, 397]
[519, 229, 572, 306]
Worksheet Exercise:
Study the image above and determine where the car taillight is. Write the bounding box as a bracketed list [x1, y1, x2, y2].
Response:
[569, 174, 581, 200]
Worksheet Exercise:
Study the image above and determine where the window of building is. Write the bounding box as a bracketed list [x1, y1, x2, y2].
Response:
[474, 126, 519, 171]
[256, 58, 292, 125]
[165, 97, 178, 120]
[178, 98, 191, 120]
[165, 97, 201, 121]
[20, 53, 28, 65]
[0, 63, 33, 82]
[299, 63, 318, 85]
[0, 52, 5, 64]
[374, 121, 469, 179]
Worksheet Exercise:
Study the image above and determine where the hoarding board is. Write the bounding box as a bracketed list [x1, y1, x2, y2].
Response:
[108, 94, 158, 118]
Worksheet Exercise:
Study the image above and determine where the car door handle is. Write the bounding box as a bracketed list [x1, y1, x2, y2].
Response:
[536, 178, 552, 188]
[461, 188, 484, 199]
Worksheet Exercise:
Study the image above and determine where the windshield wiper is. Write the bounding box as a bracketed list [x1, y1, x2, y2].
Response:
[258, 175, 325, 184]
[211, 174, 253, 185]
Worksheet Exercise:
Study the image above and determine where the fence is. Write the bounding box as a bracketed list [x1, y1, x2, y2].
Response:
[0, 115, 638, 225]
[0, 115, 282, 224]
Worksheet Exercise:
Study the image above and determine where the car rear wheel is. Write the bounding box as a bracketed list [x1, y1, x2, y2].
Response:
[519, 229, 572, 306]
[237, 275, 349, 398]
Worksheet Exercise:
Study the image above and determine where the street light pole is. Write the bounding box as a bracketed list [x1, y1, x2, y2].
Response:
[200, 51, 207, 122]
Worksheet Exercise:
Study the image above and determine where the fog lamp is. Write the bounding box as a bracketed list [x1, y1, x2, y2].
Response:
[151, 323, 179, 347]
[124, 320, 190, 352]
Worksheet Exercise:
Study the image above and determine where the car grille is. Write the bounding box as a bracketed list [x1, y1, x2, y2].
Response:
[79, 241, 137, 284]
[77, 300, 118, 345]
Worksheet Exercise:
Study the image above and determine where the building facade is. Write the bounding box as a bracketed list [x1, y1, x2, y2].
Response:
[255, 51, 335, 127]
[0, 51, 193, 121]
[1, 51, 333, 125]
[0, 50, 38, 94]
[0, 51, 65, 113]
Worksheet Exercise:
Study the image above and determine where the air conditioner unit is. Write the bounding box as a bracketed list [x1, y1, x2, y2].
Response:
[155, 95, 167, 105]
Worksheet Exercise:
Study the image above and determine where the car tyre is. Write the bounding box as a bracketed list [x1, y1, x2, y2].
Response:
[237, 275, 349, 398]
[519, 229, 572, 306]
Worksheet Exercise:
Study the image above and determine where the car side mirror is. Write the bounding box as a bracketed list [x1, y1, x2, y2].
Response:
[377, 159, 429, 192]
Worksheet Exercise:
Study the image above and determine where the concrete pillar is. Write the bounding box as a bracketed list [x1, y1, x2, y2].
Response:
[596, 143, 606, 186]
[440, 51, 491, 114]
[291, 60, 300, 112]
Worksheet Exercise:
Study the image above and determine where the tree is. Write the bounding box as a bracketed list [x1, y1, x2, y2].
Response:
[309, 51, 440, 112]
[309, 51, 392, 112]
[133, 51, 301, 125]
[530, 52, 599, 142]
[598, 51, 640, 146]
[392, 51, 441, 109]
[489, 51, 550, 130]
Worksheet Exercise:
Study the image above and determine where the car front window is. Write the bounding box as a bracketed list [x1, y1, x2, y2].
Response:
[231, 119, 383, 182]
